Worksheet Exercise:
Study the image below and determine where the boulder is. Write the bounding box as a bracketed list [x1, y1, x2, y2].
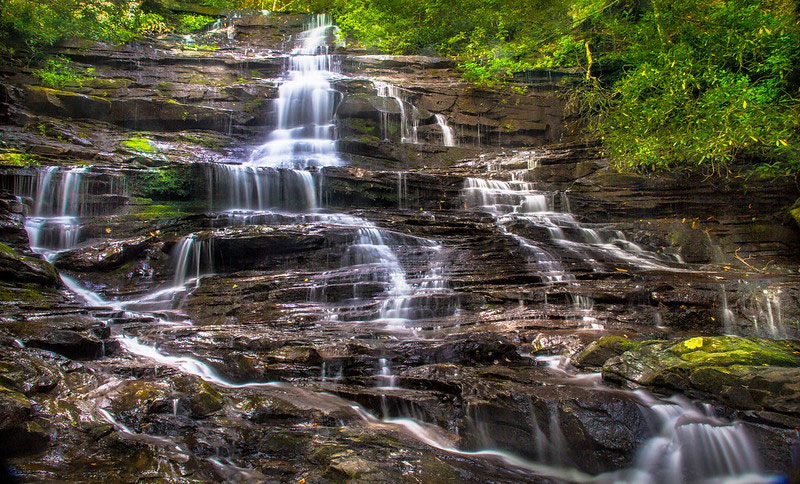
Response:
[573, 335, 640, 370]
[0, 243, 59, 285]
[603, 336, 800, 417]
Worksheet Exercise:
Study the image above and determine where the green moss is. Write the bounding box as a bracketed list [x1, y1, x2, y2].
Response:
[179, 133, 229, 150]
[83, 78, 131, 89]
[0, 243, 14, 256]
[121, 137, 156, 154]
[789, 198, 800, 230]
[596, 335, 640, 353]
[130, 204, 182, 221]
[189, 381, 223, 416]
[129, 166, 193, 201]
[33, 57, 94, 88]
[184, 43, 218, 51]
[668, 336, 800, 367]
[573, 335, 641, 369]
[0, 287, 14, 301]
[243, 98, 268, 114]
[0, 150, 38, 167]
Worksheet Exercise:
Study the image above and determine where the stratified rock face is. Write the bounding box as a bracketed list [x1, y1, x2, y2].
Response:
[0, 10, 799, 484]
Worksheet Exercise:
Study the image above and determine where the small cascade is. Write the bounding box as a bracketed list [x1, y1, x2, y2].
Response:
[749, 288, 785, 338]
[248, 14, 340, 169]
[172, 235, 214, 288]
[375, 82, 418, 144]
[717, 283, 790, 339]
[434, 114, 457, 147]
[737, 285, 787, 339]
[462, 176, 686, 321]
[627, 393, 762, 484]
[462, 177, 680, 274]
[17, 166, 125, 258]
[307, 216, 456, 327]
[720, 285, 737, 335]
[208, 164, 318, 211]
[397, 171, 408, 209]
[376, 357, 396, 388]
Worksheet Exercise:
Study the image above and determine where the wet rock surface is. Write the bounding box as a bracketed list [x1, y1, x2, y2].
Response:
[0, 10, 798, 484]
[601, 336, 800, 418]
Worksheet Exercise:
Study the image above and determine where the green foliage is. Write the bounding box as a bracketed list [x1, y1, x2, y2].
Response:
[0, 0, 171, 50]
[175, 14, 215, 33]
[330, 0, 570, 85]
[121, 137, 156, 153]
[573, 0, 800, 177]
[33, 57, 94, 88]
[0, 150, 38, 166]
[327, 0, 800, 178]
[132, 166, 192, 200]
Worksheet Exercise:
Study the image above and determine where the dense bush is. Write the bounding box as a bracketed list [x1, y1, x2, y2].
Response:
[570, 0, 800, 177]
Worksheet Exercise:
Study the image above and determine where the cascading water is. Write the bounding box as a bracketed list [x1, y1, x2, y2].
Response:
[13, 13, 791, 484]
[622, 392, 764, 484]
[209, 14, 342, 212]
[208, 164, 319, 211]
[719, 283, 789, 339]
[462, 177, 681, 283]
[17, 166, 124, 259]
[397, 171, 408, 209]
[172, 235, 214, 288]
[25, 166, 84, 256]
[325, 219, 456, 328]
[375, 81, 419, 144]
[435, 113, 457, 147]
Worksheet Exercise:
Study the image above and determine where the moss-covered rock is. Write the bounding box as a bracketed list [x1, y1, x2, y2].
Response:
[0, 243, 59, 285]
[172, 376, 223, 417]
[121, 137, 157, 154]
[603, 336, 800, 416]
[789, 198, 800, 231]
[573, 335, 641, 370]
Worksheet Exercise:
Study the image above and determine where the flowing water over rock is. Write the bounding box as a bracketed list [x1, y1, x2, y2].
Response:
[1, 11, 799, 484]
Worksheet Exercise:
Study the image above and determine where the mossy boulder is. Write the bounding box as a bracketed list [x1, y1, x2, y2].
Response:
[188, 381, 224, 417]
[172, 376, 223, 417]
[0, 243, 59, 285]
[0, 347, 75, 458]
[603, 336, 800, 416]
[573, 335, 641, 370]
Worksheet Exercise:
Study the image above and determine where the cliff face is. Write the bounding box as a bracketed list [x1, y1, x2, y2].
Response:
[0, 11, 799, 483]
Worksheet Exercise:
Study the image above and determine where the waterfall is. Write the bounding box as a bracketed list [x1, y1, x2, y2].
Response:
[375, 82, 418, 144]
[209, 164, 318, 211]
[462, 177, 683, 315]
[626, 393, 762, 484]
[209, 14, 341, 213]
[397, 171, 408, 209]
[462, 177, 681, 274]
[435, 114, 457, 147]
[172, 235, 214, 288]
[248, 14, 340, 170]
[20, 166, 123, 258]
